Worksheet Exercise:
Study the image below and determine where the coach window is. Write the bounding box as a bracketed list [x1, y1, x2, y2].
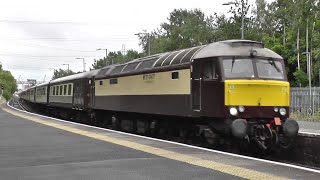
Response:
[63, 85, 67, 95]
[60, 85, 63, 95]
[53, 87, 56, 96]
[99, 81, 103, 85]
[172, 71, 179, 80]
[203, 61, 218, 80]
[68, 84, 72, 95]
[56, 86, 60, 96]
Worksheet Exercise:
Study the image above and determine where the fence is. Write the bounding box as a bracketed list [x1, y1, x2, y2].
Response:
[290, 87, 320, 121]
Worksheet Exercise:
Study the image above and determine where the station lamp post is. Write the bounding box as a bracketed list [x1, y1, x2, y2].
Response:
[223, 1, 245, 39]
[62, 64, 70, 73]
[97, 48, 108, 66]
[75, 58, 86, 72]
[134, 32, 150, 56]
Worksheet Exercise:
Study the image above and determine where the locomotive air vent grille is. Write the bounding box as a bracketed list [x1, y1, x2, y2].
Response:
[180, 46, 203, 63]
[231, 41, 264, 48]
[153, 53, 171, 67]
[136, 59, 157, 71]
[161, 51, 180, 67]
[122, 62, 140, 72]
[110, 65, 126, 75]
[170, 49, 191, 65]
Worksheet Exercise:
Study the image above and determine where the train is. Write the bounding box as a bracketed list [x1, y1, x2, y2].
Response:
[19, 39, 299, 150]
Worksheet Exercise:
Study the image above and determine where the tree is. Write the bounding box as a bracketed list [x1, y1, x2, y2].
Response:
[91, 49, 141, 70]
[52, 69, 76, 80]
[137, 9, 215, 54]
[0, 65, 17, 100]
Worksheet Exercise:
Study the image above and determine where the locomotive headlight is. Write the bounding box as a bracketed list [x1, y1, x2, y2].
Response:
[230, 107, 238, 116]
[274, 107, 279, 112]
[279, 108, 286, 116]
[238, 106, 245, 112]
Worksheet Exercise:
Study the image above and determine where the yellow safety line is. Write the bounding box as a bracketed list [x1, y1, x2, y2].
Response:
[1, 105, 286, 180]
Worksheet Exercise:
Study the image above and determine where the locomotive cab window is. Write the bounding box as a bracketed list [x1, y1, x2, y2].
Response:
[256, 59, 284, 79]
[203, 61, 218, 80]
[171, 72, 179, 79]
[223, 58, 254, 78]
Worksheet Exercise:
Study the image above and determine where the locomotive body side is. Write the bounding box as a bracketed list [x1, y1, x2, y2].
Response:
[95, 67, 192, 117]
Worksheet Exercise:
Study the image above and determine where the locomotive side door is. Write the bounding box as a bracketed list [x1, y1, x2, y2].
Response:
[191, 60, 202, 111]
[89, 76, 95, 108]
[191, 59, 220, 114]
[200, 59, 221, 116]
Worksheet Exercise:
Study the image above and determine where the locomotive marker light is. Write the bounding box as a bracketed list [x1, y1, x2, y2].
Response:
[274, 107, 279, 112]
[238, 106, 245, 112]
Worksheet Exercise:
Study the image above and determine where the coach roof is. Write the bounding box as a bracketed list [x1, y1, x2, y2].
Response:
[50, 69, 99, 84]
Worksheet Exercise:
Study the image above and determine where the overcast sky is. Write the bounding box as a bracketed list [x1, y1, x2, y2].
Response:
[0, 0, 259, 88]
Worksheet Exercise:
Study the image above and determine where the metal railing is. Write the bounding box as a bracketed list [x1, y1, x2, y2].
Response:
[290, 87, 320, 121]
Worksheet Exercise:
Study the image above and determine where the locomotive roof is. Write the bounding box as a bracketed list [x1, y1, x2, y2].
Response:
[95, 45, 204, 79]
[50, 69, 99, 84]
[193, 39, 282, 59]
[95, 39, 282, 79]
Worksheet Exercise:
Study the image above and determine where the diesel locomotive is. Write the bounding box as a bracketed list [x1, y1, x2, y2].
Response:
[19, 40, 299, 150]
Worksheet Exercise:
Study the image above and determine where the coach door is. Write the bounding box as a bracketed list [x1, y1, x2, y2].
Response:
[191, 61, 202, 111]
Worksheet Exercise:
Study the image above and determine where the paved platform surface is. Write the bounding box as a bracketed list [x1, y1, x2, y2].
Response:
[298, 121, 320, 134]
[1, 102, 320, 179]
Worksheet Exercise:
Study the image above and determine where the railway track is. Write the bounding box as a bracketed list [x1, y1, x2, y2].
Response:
[12, 99, 320, 170]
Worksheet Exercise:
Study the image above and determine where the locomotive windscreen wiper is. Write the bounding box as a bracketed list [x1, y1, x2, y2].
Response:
[231, 57, 235, 72]
[268, 59, 281, 72]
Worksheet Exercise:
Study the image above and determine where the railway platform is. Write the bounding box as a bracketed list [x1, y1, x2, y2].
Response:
[298, 121, 320, 134]
[0, 101, 319, 179]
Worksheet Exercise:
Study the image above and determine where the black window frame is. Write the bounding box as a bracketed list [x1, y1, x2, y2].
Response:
[171, 71, 179, 80]
[110, 78, 118, 85]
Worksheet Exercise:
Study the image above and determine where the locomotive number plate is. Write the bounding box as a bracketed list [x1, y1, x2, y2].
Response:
[143, 74, 155, 81]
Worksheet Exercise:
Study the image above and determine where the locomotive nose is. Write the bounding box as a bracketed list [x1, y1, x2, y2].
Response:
[283, 119, 299, 137]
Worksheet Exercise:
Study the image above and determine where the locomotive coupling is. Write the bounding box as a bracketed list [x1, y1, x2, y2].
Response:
[283, 119, 299, 137]
[230, 119, 248, 138]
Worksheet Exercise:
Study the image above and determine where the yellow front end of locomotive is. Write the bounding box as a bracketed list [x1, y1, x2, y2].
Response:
[224, 80, 289, 106]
